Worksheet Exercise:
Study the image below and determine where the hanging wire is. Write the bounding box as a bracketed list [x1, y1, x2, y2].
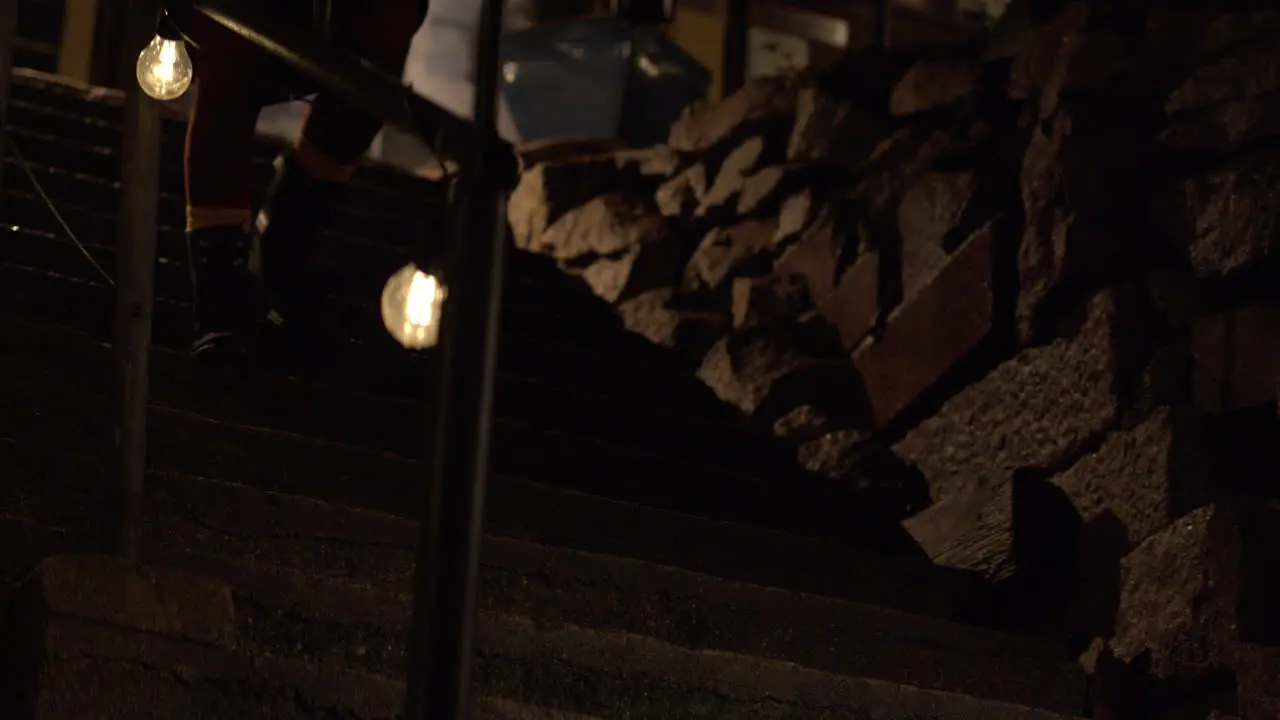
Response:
[2, 128, 117, 286]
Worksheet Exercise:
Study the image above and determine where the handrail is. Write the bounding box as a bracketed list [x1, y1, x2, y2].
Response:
[101, 0, 511, 718]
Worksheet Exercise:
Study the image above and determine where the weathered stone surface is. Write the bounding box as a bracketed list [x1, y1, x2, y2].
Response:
[508, 152, 674, 250]
[1191, 302, 1280, 413]
[685, 217, 780, 294]
[1237, 643, 1280, 720]
[787, 86, 884, 166]
[856, 225, 995, 429]
[772, 206, 848, 304]
[534, 195, 679, 303]
[1051, 408, 1204, 552]
[655, 163, 707, 218]
[1112, 502, 1280, 680]
[11, 555, 235, 648]
[697, 137, 766, 217]
[736, 165, 795, 216]
[799, 431, 932, 521]
[895, 288, 1124, 503]
[899, 171, 978, 302]
[772, 404, 834, 442]
[774, 190, 816, 246]
[730, 274, 811, 329]
[615, 288, 729, 357]
[1162, 148, 1280, 278]
[1161, 92, 1280, 152]
[890, 59, 982, 116]
[1005, 2, 1092, 102]
[1166, 36, 1280, 114]
[1018, 105, 1145, 337]
[668, 76, 796, 155]
[902, 480, 1016, 581]
[696, 325, 855, 425]
[818, 250, 879, 352]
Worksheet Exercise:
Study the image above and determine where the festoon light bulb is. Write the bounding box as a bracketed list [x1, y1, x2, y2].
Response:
[136, 33, 193, 101]
[381, 263, 447, 349]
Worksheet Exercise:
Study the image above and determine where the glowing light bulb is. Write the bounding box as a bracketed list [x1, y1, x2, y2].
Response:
[136, 35, 193, 101]
[381, 263, 447, 349]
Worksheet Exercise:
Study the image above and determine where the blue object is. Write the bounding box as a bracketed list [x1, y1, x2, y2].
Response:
[500, 17, 709, 147]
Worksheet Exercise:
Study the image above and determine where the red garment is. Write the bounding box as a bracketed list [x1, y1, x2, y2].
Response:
[183, 0, 428, 209]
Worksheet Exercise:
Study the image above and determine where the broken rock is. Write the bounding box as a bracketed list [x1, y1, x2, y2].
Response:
[894, 287, 1130, 503]
[1051, 408, 1206, 552]
[654, 163, 707, 219]
[818, 250, 879, 352]
[697, 136, 766, 218]
[902, 480, 1016, 581]
[787, 86, 883, 167]
[1163, 148, 1280, 278]
[772, 404, 834, 442]
[730, 274, 812, 329]
[668, 76, 796, 155]
[855, 224, 995, 428]
[536, 195, 680, 303]
[696, 324, 856, 426]
[889, 59, 982, 116]
[507, 151, 675, 250]
[685, 217, 780, 294]
[800, 430, 931, 521]
[1111, 501, 1280, 680]
[898, 171, 978, 303]
[615, 287, 728, 358]
[772, 205, 848, 304]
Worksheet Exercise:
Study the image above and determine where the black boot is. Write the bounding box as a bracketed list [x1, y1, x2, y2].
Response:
[186, 224, 259, 363]
[251, 152, 340, 344]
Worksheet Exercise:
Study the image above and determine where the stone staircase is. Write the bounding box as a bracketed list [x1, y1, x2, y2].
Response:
[0, 71, 1088, 718]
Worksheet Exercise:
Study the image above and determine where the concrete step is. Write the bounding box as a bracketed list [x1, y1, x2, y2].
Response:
[0, 458, 1084, 713]
[0, 314, 909, 548]
[2, 554, 1087, 719]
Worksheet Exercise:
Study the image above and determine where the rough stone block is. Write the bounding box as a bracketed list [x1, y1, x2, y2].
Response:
[894, 287, 1124, 504]
[1051, 408, 1206, 552]
[856, 224, 996, 429]
[685, 217, 780, 294]
[890, 59, 982, 116]
[10, 554, 235, 649]
[1162, 147, 1280, 278]
[507, 150, 674, 250]
[696, 136, 765, 218]
[1112, 502, 1280, 680]
[654, 163, 706, 218]
[818, 250, 878, 351]
[902, 480, 1016, 581]
[787, 85, 884, 166]
[616, 288, 729, 358]
[1191, 301, 1280, 412]
[668, 76, 796, 155]
[730, 274, 811, 329]
[696, 324, 857, 426]
[772, 205, 847, 304]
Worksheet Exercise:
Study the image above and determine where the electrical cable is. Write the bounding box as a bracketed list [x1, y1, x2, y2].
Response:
[2, 127, 116, 286]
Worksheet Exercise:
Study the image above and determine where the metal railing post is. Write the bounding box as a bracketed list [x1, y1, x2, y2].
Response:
[403, 0, 508, 714]
[720, 0, 747, 97]
[105, 0, 163, 558]
[873, 0, 891, 48]
[0, 0, 19, 199]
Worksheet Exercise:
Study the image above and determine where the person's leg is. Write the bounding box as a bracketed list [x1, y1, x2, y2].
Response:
[253, 0, 428, 330]
[182, 15, 272, 361]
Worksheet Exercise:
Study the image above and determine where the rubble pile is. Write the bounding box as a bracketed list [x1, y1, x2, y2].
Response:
[506, 1, 1280, 716]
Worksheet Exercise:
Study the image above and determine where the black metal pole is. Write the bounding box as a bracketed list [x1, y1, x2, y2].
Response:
[721, 0, 747, 97]
[0, 0, 18, 200]
[403, 0, 508, 716]
[873, 0, 891, 48]
[104, 0, 163, 558]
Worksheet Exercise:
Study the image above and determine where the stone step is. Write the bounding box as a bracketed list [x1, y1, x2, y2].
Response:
[2, 554, 1087, 718]
[0, 315, 891, 543]
[0, 432, 971, 622]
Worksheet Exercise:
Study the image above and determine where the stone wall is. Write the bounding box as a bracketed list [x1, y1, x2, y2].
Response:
[507, 1, 1280, 716]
